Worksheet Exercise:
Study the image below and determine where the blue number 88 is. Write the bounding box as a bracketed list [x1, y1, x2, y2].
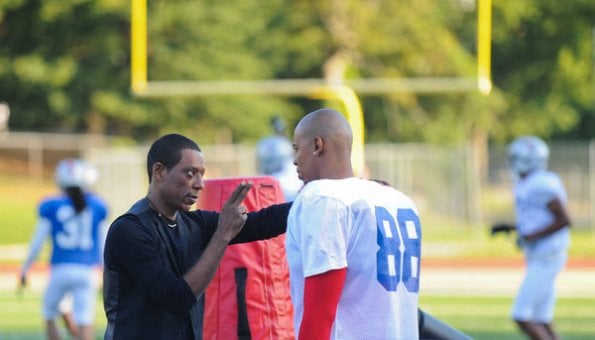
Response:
[376, 207, 421, 293]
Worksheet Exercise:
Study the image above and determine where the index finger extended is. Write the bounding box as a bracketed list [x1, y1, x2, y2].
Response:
[226, 181, 253, 206]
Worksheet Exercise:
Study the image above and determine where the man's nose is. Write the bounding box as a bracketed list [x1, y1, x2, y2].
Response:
[193, 175, 204, 189]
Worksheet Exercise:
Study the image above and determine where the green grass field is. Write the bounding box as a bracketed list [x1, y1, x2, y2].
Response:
[2, 290, 594, 339]
[0, 174, 56, 246]
[2, 174, 595, 339]
[419, 296, 595, 339]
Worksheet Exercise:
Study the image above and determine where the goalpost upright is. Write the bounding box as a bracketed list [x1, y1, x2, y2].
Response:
[129, 0, 492, 176]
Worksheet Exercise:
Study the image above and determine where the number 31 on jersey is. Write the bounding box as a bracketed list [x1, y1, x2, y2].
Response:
[375, 207, 421, 293]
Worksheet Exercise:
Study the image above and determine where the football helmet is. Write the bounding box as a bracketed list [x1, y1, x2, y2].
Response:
[55, 158, 98, 190]
[507, 135, 549, 177]
[256, 135, 294, 175]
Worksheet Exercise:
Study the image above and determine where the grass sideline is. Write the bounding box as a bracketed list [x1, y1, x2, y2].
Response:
[419, 295, 595, 339]
[2, 291, 595, 339]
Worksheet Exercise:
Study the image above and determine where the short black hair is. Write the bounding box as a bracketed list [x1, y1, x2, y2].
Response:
[146, 134, 201, 182]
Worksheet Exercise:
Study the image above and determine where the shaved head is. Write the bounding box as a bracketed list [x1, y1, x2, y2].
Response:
[292, 108, 354, 183]
[295, 108, 353, 153]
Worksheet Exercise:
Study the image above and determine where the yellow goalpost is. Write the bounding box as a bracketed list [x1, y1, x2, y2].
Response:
[129, 0, 492, 176]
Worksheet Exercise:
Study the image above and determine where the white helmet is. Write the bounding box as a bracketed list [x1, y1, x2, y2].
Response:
[55, 158, 98, 190]
[507, 136, 549, 177]
[256, 135, 294, 175]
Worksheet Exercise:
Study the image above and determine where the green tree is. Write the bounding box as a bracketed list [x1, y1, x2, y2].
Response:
[0, 0, 299, 142]
[2, 0, 593, 144]
[490, 0, 595, 141]
[0, 1, 132, 133]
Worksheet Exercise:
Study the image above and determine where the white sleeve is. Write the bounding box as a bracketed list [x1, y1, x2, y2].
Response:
[296, 196, 349, 277]
[21, 219, 51, 275]
[534, 174, 566, 206]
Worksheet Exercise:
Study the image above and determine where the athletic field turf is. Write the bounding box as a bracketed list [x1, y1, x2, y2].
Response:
[2, 264, 594, 339]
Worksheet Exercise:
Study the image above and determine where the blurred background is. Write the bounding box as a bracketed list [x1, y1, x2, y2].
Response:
[1, 0, 594, 338]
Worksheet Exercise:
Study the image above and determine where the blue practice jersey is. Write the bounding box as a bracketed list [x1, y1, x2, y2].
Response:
[39, 193, 108, 266]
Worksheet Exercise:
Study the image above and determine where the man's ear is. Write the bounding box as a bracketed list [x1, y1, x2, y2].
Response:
[152, 162, 166, 182]
[313, 136, 323, 155]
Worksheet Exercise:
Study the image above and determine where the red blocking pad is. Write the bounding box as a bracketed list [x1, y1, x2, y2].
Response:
[197, 176, 295, 340]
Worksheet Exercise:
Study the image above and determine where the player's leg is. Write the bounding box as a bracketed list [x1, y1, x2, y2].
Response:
[533, 251, 567, 340]
[45, 319, 61, 340]
[43, 269, 68, 340]
[76, 324, 94, 340]
[71, 266, 98, 340]
[59, 295, 79, 337]
[541, 323, 560, 340]
[512, 251, 550, 340]
[514, 320, 550, 340]
[533, 285, 560, 340]
[61, 312, 77, 337]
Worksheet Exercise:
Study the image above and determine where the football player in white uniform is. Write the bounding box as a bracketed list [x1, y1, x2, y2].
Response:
[286, 108, 421, 339]
[20, 159, 108, 340]
[491, 136, 571, 340]
[256, 117, 303, 202]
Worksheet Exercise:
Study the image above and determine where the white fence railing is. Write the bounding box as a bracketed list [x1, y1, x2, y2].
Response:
[1, 132, 593, 232]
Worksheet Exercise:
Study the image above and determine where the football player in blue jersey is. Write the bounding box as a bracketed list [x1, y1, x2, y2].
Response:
[491, 136, 572, 340]
[20, 158, 108, 340]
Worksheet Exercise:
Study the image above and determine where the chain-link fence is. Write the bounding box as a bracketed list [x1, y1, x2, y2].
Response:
[1, 132, 593, 232]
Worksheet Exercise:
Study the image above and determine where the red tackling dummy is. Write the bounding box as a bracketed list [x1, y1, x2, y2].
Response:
[197, 176, 294, 340]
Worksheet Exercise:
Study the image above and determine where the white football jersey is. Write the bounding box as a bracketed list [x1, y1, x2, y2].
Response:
[286, 177, 421, 340]
[514, 170, 570, 253]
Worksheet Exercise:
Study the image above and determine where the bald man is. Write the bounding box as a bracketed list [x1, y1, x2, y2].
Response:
[286, 108, 422, 339]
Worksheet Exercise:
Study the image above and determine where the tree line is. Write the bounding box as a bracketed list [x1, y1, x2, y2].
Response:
[1, 0, 593, 145]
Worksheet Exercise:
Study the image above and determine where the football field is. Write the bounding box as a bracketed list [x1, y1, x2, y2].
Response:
[419, 260, 595, 339]
[2, 261, 594, 339]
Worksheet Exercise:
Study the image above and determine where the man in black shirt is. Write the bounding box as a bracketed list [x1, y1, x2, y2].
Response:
[103, 133, 290, 339]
